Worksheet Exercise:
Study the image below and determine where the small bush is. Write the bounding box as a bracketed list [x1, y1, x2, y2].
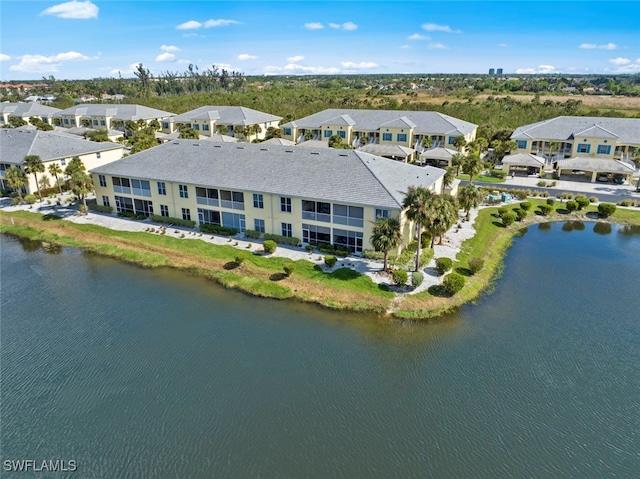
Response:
[513, 208, 527, 222]
[546, 198, 555, 206]
[392, 269, 408, 286]
[502, 211, 516, 226]
[118, 211, 146, 220]
[283, 263, 295, 276]
[336, 249, 350, 258]
[497, 207, 507, 217]
[519, 201, 532, 211]
[598, 203, 617, 218]
[24, 194, 37, 204]
[575, 196, 590, 210]
[618, 199, 637, 207]
[442, 272, 465, 296]
[324, 255, 337, 268]
[420, 231, 432, 249]
[150, 214, 196, 228]
[200, 224, 237, 236]
[537, 180, 547, 187]
[264, 233, 300, 246]
[566, 200, 578, 212]
[263, 240, 277, 254]
[235, 254, 246, 266]
[87, 199, 114, 213]
[538, 204, 553, 216]
[244, 229, 261, 239]
[305, 244, 314, 253]
[362, 249, 385, 261]
[468, 257, 484, 275]
[411, 271, 424, 288]
[435, 257, 453, 275]
[589, 196, 598, 204]
[489, 169, 506, 178]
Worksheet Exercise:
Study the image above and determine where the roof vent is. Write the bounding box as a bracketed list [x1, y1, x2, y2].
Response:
[339, 153, 349, 157]
[285, 149, 293, 153]
[172, 141, 180, 144]
[236, 146, 245, 149]
[311, 151, 320, 155]
[214, 144, 222, 148]
[193, 143, 200, 146]
[260, 148, 268, 151]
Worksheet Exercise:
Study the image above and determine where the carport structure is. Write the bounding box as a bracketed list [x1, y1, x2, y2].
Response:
[357, 143, 417, 163]
[556, 157, 636, 183]
[419, 147, 458, 167]
[501, 153, 546, 176]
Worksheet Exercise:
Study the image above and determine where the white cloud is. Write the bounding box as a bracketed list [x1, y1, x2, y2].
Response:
[304, 22, 324, 30]
[340, 61, 378, 69]
[41, 1, 98, 19]
[156, 52, 176, 62]
[329, 22, 358, 31]
[0, 53, 11, 61]
[427, 43, 448, 50]
[237, 53, 258, 61]
[609, 57, 631, 65]
[579, 42, 617, 50]
[515, 65, 556, 74]
[422, 23, 461, 34]
[177, 20, 202, 30]
[408, 33, 429, 41]
[283, 63, 340, 74]
[498, 43, 508, 48]
[287, 55, 304, 63]
[161, 45, 180, 52]
[400, 45, 411, 50]
[10, 51, 91, 73]
[203, 19, 241, 28]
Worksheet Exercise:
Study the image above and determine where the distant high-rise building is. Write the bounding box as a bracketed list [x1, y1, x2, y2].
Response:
[488, 68, 495, 75]
[497, 68, 503, 75]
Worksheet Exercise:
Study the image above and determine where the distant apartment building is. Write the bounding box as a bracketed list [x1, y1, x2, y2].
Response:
[0, 102, 61, 127]
[53, 104, 175, 131]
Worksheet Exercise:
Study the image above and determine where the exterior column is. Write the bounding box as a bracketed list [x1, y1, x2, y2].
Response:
[590, 171, 597, 183]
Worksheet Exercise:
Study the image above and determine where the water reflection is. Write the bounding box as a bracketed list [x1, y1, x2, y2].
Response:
[538, 222, 552, 230]
[618, 224, 640, 236]
[561, 221, 585, 232]
[15, 236, 62, 254]
[593, 222, 612, 235]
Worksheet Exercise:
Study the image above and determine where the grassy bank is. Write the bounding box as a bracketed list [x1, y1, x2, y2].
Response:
[2, 205, 639, 319]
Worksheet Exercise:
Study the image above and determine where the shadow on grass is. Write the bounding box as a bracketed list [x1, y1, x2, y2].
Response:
[455, 267, 473, 277]
[42, 213, 63, 221]
[427, 285, 451, 297]
[270, 272, 287, 281]
[492, 221, 505, 228]
[224, 261, 240, 270]
[330, 268, 361, 281]
[378, 283, 390, 292]
[556, 208, 570, 215]
[586, 212, 600, 220]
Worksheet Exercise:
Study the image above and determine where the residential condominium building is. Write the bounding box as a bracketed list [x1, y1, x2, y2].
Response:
[0, 129, 125, 194]
[0, 102, 61, 127]
[280, 108, 477, 150]
[52, 104, 175, 131]
[90, 140, 446, 253]
[160, 106, 282, 141]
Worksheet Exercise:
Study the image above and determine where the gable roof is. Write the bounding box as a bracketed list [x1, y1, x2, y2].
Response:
[0, 128, 123, 165]
[53, 104, 175, 121]
[0, 102, 61, 119]
[281, 108, 476, 136]
[90, 140, 444, 209]
[511, 116, 640, 144]
[172, 106, 281, 126]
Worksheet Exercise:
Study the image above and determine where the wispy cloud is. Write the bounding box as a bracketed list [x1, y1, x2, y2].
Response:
[428, 43, 448, 50]
[283, 63, 340, 74]
[303, 22, 324, 30]
[177, 19, 241, 30]
[408, 33, 430, 41]
[579, 42, 617, 50]
[161, 45, 180, 52]
[498, 43, 508, 48]
[41, 0, 98, 19]
[0, 53, 10, 62]
[609, 57, 630, 65]
[515, 64, 556, 74]
[237, 53, 258, 61]
[421, 23, 461, 34]
[155, 52, 176, 62]
[329, 22, 358, 31]
[287, 55, 304, 63]
[10, 51, 91, 72]
[341, 61, 378, 69]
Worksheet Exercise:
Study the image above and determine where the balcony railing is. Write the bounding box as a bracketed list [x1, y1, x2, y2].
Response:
[332, 215, 363, 228]
[302, 211, 331, 223]
[196, 197, 219, 207]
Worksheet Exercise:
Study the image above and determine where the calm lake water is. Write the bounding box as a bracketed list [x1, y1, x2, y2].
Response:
[1, 222, 639, 478]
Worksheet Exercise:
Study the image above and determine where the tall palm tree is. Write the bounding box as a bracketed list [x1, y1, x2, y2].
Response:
[48, 163, 63, 195]
[548, 141, 559, 163]
[4, 166, 28, 203]
[427, 195, 458, 246]
[632, 147, 640, 192]
[24, 155, 45, 201]
[421, 136, 433, 149]
[462, 153, 484, 184]
[402, 186, 435, 272]
[441, 166, 455, 194]
[451, 152, 465, 176]
[452, 135, 467, 153]
[370, 216, 403, 272]
[457, 184, 484, 220]
[68, 171, 94, 213]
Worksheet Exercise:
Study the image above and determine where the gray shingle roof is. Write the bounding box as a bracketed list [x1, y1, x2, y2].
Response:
[0, 102, 61, 118]
[172, 106, 281, 126]
[358, 144, 415, 157]
[52, 104, 175, 121]
[0, 128, 123, 165]
[501, 153, 546, 167]
[90, 140, 444, 209]
[281, 108, 477, 136]
[511, 116, 640, 144]
[557, 157, 636, 174]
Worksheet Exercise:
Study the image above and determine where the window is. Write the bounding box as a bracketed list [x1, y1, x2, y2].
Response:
[337, 130, 346, 139]
[114, 196, 133, 213]
[196, 187, 219, 206]
[516, 140, 527, 149]
[577, 144, 591, 154]
[96, 152, 101, 159]
[98, 175, 107, 187]
[302, 200, 331, 222]
[157, 182, 166, 195]
[597, 144, 611, 155]
[222, 212, 246, 232]
[220, 190, 244, 210]
[281, 222, 293, 237]
[162, 122, 169, 129]
[93, 120, 99, 126]
[203, 124, 209, 131]
[324, 130, 333, 138]
[253, 193, 264, 209]
[102, 195, 110, 207]
[283, 128, 292, 136]
[333, 229, 364, 253]
[254, 218, 265, 233]
[448, 137, 455, 145]
[302, 223, 331, 246]
[194, 124, 200, 130]
[70, 119, 76, 125]
[182, 208, 191, 221]
[64, 119, 69, 125]
[333, 204, 364, 227]
[160, 204, 169, 217]
[113, 176, 131, 194]
[280, 196, 292, 213]
[375, 209, 390, 219]
[179, 184, 188, 198]
[100, 120, 106, 126]
[198, 208, 221, 226]
[382, 133, 392, 142]
[60, 159, 66, 166]
[131, 179, 151, 197]
[397, 133, 407, 142]
[134, 198, 153, 216]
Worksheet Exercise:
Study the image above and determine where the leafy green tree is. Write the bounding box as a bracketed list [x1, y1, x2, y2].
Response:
[457, 184, 483, 220]
[85, 130, 110, 142]
[48, 163, 64, 195]
[24, 155, 45, 201]
[8, 116, 27, 127]
[402, 186, 435, 272]
[179, 127, 200, 139]
[421, 136, 433, 149]
[370, 216, 403, 272]
[462, 153, 484, 184]
[4, 166, 28, 202]
[67, 169, 94, 213]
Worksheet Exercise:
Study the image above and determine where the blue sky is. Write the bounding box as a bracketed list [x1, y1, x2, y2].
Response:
[1, 0, 639, 80]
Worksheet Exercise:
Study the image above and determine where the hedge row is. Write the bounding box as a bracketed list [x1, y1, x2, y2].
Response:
[199, 224, 238, 236]
[150, 214, 196, 228]
[264, 233, 300, 246]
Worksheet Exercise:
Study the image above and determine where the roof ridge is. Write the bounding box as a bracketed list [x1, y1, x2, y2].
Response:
[354, 151, 403, 208]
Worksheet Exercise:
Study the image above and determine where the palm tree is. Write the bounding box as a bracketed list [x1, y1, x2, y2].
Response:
[65, 156, 85, 177]
[24, 155, 45, 201]
[451, 152, 465, 175]
[548, 141, 559, 163]
[632, 147, 640, 192]
[370, 216, 403, 272]
[68, 170, 94, 213]
[4, 166, 28, 203]
[441, 166, 455, 194]
[452, 135, 467, 153]
[427, 195, 458, 246]
[457, 184, 483, 220]
[462, 153, 484, 184]
[421, 136, 433, 149]
[402, 186, 435, 272]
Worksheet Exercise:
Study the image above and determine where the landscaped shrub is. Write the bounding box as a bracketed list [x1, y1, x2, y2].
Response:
[200, 224, 237, 236]
[264, 233, 300, 246]
[435, 257, 453, 275]
[362, 249, 385, 261]
[589, 196, 599, 203]
[502, 211, 516, 226]
[538, 204, 553, 216]
[24, 194, 37, 204]
[618, 199, 637, 207]
[324, 255, 337, 268]
[318, 245, 337, 255]
[263, 239, 277, 254]
[336, 249, 350, 258]
[411, 271, 424, 288]
[575, 196, 590, 210]
[598, 203, 617, 218]
[468, 257, 484, 275]
[150, 214, 196, 228]
[283, 263, 295, 276]
[87, 199, 114, 213]
[513, 208, 527, 222]
[11, 197, 21, 205]
[392, 269, 408, 286]
[305, 244, 314, 253]
[234, 254, 246, 266]
[519, 201, 532, 211]
[537, 180, 547, 187]
[546, 198, 555, 206]
[497, 207, 507, 217]
[489, 169, 506, 178]
[421, 231, 432, 248]
[244, 229, 261, 239]
[442, 272, 465, 296]
[566, 200, 578, 212]
[118, 211, 146, 220]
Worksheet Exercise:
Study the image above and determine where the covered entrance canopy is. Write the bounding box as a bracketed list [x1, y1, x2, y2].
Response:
[358, 144, 416, 162]
[557, 157, 636, 183]
[419, 147, 458, 167]
[501, 153, 546, 175]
